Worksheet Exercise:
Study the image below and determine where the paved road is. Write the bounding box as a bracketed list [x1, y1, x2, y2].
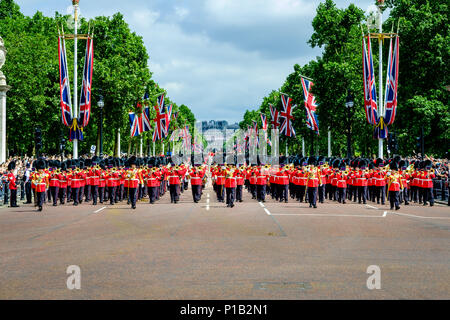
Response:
[0, 186, 449, 299]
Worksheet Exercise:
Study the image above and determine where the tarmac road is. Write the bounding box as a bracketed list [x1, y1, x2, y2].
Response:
[0, 185, 449, 299]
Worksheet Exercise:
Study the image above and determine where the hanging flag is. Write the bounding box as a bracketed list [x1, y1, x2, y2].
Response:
[79, 36, 94, 128]
[362, 35, 378, 126]
[162, 104, 173, 137]
[129, 112, 142, 137]
[142, 105, 152, 132]
[269, 104, 280, 130]
[300, 78, 319, 134]
[152, 105, 165, 142]
[58, 35, 72, 127]
[384, 35, 399, 126]
[280, 94, 296, 137]
[260, 113, 272, 147]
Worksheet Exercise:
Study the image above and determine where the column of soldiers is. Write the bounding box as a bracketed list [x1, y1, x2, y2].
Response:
[4, 155, 441, 212]
[209, 156, 439, 210]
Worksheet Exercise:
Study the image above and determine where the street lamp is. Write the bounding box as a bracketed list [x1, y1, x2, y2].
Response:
[345, 93, 354, 159]
[97, 95, 104, 157]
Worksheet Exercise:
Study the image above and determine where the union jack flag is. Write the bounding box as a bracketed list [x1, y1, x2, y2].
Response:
[300, 78, 319, 134]
[162, 104, 173, 137]
[152, 94, 166, 142]
[260, 113, 272, 147]
[269, 104, 280, 130]
[129, 111, 142, 137]
[384, 35, 399, 126]
[280, 94, 296, 137]
[362, 35, 378, 125]
[79, 37, 94, 128]
[58, 36, 72, 127]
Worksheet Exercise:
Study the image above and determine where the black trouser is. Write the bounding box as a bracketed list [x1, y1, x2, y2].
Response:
[278, 184, 289, 201]
[25, 181, 32, 203]
[298, 186, 306, 202]
[9, 189, 17, 207]
[98, 187, 105, 203]
[422, 188, 434, 206]
[256, 184, 266, 201]
[169, 184, 180, 203]
[338, 187, 346, 203]
[249, 184, 257, 199]
[216, 184, 225, 201]
[357, 186, 367, 203]
[389, 191, 400, 209]
[78, 186, 84, 203]
[289, 183, 295, 198]
[192, 185, 202, 202]
[67, 186, 72, 202]
[236, 185, 243, 201]
[50, 186, 59, 205]
[47, 188, 51, 203]
[85, 185, 91, 202]
[226, 187, 236, 206]
[129, 187, 137, 207]
[91, 185, 98, 204]
[72, 187, 80, 205]
[374, 186, 386, 204]
[318, 184, 325, 203]
[308, 186, 318, 206]
[37, 191, 45, 208]
[148, 186, 158, 203]
[108, 186, 116, 204]
[270, 183, 277, 199]
[59, 187, 67, 204]
[20, 182, 25, 200]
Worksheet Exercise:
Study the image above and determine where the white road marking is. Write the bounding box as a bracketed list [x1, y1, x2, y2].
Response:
[392, 211, 450, 220]
[206, 198, 210, 211]
[271, 213, 384, 218]
[366, 205, 379, 210]
[259, 202, 265, 208]
[94, 206, 107, 213]
[264, 208, 271, 216]
[383, 211, 388, 217]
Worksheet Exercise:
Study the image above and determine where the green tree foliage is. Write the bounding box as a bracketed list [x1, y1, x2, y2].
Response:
[0, 1, 195, 157]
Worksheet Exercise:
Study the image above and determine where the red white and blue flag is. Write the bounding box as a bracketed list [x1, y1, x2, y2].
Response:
[384, 35, 399, 126]
[280, 94, 296, 137]
[58, 36, 72, 127]
[300, 78, 319, 135]
[162, 104, 173, 137]
[79, 37, 94, 128]
[362, 35, 378, 126]
[260, 113, 272, 147]
[152, 94, 166, 142]
[269, 104, 280, 130]
[129, 111, 142, 137]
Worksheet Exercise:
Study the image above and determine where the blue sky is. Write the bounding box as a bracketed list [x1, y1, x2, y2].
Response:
[16, 0, 377, 123]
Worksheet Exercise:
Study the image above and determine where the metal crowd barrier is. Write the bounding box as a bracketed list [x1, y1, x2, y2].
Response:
[433, 178, 448, 201]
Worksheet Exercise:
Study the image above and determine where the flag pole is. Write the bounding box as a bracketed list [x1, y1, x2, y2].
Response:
[72, 0, 79, 159]
[377, 1, 384, 159]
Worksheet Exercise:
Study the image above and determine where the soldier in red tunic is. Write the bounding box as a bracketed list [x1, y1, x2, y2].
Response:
[225, 169, 237, 207]
[189, 165, 204, 203]
[386, 161, 403, 210]
[33, 159, 49, 212]
[7, 161, 19, 207]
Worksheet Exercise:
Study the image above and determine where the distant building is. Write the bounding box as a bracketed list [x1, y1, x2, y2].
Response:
[197, 120, 240, 151]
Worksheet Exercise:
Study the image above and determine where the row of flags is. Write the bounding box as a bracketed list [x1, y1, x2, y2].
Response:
[362, 33, 399, 139]
[242, 76, 320, 150]
[58, 34, 94, 141]
[128, 93, 174, 142]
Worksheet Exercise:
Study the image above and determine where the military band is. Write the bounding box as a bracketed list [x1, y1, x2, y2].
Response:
[2, 155, 444, 212]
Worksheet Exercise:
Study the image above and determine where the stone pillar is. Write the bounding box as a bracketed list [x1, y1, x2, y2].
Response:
[0, 37, 11, 164]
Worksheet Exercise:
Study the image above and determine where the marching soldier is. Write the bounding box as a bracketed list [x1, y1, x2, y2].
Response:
[126, 156, 141, 209]
[336, 161, 348, 204]
[49, 161, 61, 206]
[189, 166, 203, 203]
[58, 162, 68, 205]
[235, 167, 245, 202]
[276, 166, 289, 203]
[386, 162, 403, 211]
[421, 160, 435, 206]
[256, 167, 267, 202]
[225, 169, 237, 207]
[168, 166, 182, 203]
[32, 159, 49, 212]
[306, 158, 321, 208]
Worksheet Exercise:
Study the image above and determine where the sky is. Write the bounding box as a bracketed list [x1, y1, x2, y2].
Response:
[16, 0, 377, 123]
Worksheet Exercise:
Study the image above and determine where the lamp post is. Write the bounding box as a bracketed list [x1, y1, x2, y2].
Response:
[97, 95, 104, 157]
[345, 93, 354, 159]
